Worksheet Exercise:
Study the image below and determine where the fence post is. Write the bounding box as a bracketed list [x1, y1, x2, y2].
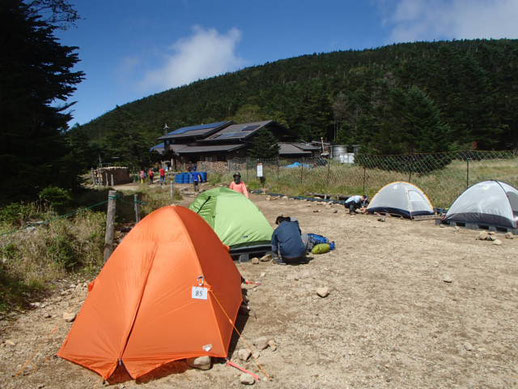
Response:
[277, 158, 280, 179]
[91, 169, 96, 186]
[300, 158, 304, 184]
[110, 174, 114, 187]
[408, 170, 412, 182]
[466, 158, 470, 188]
[104, 190, 117, 262]
[170, 180, 175, 199]
[362, 166, 366, 194]
[134, 194, 140, 223]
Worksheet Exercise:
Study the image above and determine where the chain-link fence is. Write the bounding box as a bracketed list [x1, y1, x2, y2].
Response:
[199, 150, 518, 208]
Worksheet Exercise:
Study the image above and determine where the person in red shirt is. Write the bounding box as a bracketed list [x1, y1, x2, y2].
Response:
[159, 167, 166, 185]
[148, 168, 154, 184]
[229, 172, 249, 198]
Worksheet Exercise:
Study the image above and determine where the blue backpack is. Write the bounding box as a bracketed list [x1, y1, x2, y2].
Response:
[307, 233, 329, 245]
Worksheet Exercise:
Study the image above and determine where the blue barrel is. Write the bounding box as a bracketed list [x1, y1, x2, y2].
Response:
[201, 172, 207, 182]
[181, 172, 188, 183]
[174, 174, 182, 183]
[188, 173, 194, 183]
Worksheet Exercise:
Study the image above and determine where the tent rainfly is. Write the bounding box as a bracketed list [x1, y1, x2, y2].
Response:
[367, 181, 434, 218]
[189, 187, 273, 252]
[57, 206, 243, 380]
[443, 180, 518, 232]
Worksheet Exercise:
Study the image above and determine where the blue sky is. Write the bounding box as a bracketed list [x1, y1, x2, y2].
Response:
[56, 0, 518, 126]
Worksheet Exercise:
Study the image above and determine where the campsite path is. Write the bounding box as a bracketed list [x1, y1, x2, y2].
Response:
[1, 193, 518, 388]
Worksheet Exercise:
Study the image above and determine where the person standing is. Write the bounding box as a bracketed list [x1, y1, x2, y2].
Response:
[139, 169, 146, 184]
[229, 172, 249, 198]
[148, 168, 154, 184]
[192, 171, 201, 192]
[159, 167, 166, 185]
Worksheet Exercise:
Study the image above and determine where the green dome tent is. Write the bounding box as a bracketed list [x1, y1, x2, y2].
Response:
[189, 187, 273, 253]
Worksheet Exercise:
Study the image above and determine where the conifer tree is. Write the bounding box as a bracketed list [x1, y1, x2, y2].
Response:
[0, 0, 83, 203]
[248, 129, 280, 160]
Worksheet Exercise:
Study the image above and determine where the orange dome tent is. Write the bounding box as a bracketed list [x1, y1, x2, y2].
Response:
[57, 206, 243, 380]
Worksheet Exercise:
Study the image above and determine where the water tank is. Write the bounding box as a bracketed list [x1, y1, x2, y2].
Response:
[332, 145, 355, 164]
[332, 145, 347, 161]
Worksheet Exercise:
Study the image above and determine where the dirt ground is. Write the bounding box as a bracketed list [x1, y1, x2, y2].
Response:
[1, 192, 517, 388]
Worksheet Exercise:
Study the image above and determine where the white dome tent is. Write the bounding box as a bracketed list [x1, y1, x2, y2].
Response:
[367, 181, 434, 219]
[443, 180, 518, 233]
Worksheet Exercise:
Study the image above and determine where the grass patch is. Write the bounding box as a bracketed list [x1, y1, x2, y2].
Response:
[230, 157, 518, 207]
[0, 209, 105, 312]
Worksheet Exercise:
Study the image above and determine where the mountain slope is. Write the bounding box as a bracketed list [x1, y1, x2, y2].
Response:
[80, 39, 518, 155]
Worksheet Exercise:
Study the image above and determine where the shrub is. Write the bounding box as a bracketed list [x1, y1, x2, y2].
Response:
[0, 202, 40, 226]
[39, 186, 72, 213]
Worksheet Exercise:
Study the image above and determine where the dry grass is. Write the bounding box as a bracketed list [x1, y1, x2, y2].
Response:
[0, 210, 105, 311]
[219, 157, 518, 208]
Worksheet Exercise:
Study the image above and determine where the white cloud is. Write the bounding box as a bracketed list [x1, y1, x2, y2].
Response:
[140, 26, 245, 91]
[381, 0, 518, 43]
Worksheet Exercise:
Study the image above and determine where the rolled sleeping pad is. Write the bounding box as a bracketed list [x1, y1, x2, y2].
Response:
[311, 243, 331, 254]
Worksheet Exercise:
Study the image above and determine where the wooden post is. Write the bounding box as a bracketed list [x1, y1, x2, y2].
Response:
[104, 190, 117, 262]
[134, 194, 140, 223]
[110, 174, 114, 187]
[91, 169, 96, 186]
[170, 181, 175, 199]
[105, 172, 109, 187]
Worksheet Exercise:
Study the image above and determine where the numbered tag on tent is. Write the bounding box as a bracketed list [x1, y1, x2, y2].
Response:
[192, 286, 208, 300]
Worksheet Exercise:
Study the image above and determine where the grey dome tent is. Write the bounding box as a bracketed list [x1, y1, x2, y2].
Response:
[366, 181, 434, 218]
[443, 180, 518, 232]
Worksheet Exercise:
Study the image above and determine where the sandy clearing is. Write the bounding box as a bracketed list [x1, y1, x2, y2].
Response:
[1, 193, 517, 388]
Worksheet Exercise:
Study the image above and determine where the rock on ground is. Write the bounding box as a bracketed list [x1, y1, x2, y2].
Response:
[186, 356, 211, 370]
[316, 287, 330, 298]
[62, 312, 76, 322]
[240, 373, 255, 385]
[477, 231, 489, 240]
[259, 254, 271, 262]
[254, 336, 269, 350]
[443, 275, 453, 283]
[238, 348, 252, 361]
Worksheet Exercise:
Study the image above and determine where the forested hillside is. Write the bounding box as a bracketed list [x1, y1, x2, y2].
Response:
[79, 39, 518, 163]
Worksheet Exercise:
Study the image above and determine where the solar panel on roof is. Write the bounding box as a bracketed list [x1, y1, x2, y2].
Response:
[168, 121, 229, 136]
[241, 125, 259, 132]
[149, 143, 164, 152]
[215, 132, 244, 139]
